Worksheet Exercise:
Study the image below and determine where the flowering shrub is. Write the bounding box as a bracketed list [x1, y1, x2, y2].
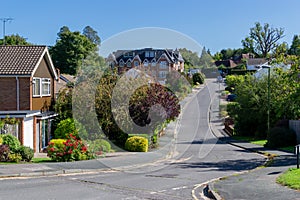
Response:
[47, 133, 93, 162]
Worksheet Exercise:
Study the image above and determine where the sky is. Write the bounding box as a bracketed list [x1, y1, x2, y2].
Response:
[2, 0, 300, 56]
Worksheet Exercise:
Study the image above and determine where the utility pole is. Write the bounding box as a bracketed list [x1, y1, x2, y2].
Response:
[0, 18, 13, 45]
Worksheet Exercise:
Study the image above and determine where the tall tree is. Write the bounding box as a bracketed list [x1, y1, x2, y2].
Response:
[244, 22, 284, 58]
[83, 26, 101, 46]
[50, 26, 97, 75]
[288, 35, 300, 56]
[0, 34, 31, 45]
[241, 37, 256, 55]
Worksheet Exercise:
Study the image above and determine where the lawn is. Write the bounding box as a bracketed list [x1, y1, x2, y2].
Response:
[277, 168, 300, 190]
[232, 135, 267, 146]
[0, 157, 52, 165]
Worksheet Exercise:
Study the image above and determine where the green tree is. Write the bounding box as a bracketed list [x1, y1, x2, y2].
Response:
[50, 26, 98, 75]
[0, 34, 31, 45]
[244, 22, 284, 58]
[83, 26, 101, 47]
[199, 47, 214, 68]
[179, 48, 201, 67]
[288, 35, 300, 56]
[241, 37, 256, 55]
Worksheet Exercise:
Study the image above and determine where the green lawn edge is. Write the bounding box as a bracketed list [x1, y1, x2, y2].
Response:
[277, 168, 300, 190]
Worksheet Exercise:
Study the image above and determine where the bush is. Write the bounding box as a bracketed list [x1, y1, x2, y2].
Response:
[2, 134, 20, 152]
[192, 72, 204, 85]
[54, 118, 88, 139]
[266, 127, 297, 148]
[17, 146, 34, 162]
[8, 152, 22, 163]
[125, 136, 148, 152]
[87, 139, 111, 156]
[0, 144, 10, 162]
[0, 135, 3, 145]
[47, 134, 93, 162]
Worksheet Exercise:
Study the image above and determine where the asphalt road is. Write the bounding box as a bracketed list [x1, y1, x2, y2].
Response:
[0, 79, 266, 200]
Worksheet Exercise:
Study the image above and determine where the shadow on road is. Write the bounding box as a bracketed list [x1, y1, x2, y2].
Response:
[170, 158, 265, 172]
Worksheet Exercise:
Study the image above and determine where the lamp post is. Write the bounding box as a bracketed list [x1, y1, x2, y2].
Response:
[262, 65, 271, 132]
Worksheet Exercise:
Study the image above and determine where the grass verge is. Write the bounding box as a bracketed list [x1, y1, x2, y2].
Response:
[232, 135, 267, 146]
[277, 168, 300, 190]
[31, 157, 52, 163]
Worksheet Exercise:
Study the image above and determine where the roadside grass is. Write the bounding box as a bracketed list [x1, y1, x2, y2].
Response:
[232, 135, 267, 146]
[232, 135, 294, 153]
[0, 157, 52, 165]
[278, 146, 295, 153]
[31, 157, 52, 163]
[277, 168, 300, 190]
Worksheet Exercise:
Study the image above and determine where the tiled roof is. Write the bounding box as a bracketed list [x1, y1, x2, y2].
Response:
[0, 45, 46, 75]
[111, 48, 184, 64]
[247, 58, 267, 66]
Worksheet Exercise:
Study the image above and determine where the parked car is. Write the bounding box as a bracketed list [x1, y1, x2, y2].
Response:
[226, 94, 237, 101]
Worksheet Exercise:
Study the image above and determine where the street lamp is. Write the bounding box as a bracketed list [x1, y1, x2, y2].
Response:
[262, 65, 271, 132]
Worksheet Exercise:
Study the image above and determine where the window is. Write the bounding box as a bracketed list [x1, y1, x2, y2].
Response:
[145, 51, 150, 57]
[124, 52, 134, 57]
[152, 71, 156, 78]
[33, 78, 41, 96]
[144, 60, 149, 67]
[33, 77, 51, 97]
[42, 78, 51, 96]
[127, 61, 131, 67]
[159, 71, 168, 78]
[134, 61, 139, 67]
[119, 60, 124, 67]
[149, 51, 155, 57]
[159, 61, 168, 69]
[151, 60, 156, 67]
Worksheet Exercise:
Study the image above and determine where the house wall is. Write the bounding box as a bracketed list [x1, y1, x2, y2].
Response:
[0, 77, 31, 110]
[23, 116, 34, 149]
[32, 57, 55, 111]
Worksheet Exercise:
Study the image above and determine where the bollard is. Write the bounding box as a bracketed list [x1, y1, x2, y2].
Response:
[296, 145, 299, 169]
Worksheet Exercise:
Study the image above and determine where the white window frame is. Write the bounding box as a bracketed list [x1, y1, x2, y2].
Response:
[134, 60, 139, 67]
[33, 77, 51, 97]
[159, 71, 168, 78]
[159, 61, 168, 69]
[33, 77, 41, 97]
[127, 61, 132, 67]
[119, 60, 125, 67]
[149, 51, 155, 57]
[145, 51, 150, 57]
[151, 59, 156, 67]
[42, 78, 51, 96]
[143, 60, 149, 67]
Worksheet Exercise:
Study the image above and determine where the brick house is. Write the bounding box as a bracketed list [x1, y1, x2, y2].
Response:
[0, 45, 58, 152]
[107, 48, 184, 84]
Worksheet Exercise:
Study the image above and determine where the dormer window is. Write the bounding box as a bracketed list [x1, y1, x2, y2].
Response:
[127, 61, 132, 67]
[143, 60, 149, 67]
[151, 59, 156, 67]
[145, 51, 155, 57]
[119, 59, 125, 67]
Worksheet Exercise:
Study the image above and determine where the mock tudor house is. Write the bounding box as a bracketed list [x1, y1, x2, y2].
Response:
[0, 45, 58, 152]
[107, 48, 184, 84]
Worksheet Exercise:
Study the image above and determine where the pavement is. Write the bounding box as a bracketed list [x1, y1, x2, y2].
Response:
[208, 81, 300, 200]
[1, 81, 299, 199]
